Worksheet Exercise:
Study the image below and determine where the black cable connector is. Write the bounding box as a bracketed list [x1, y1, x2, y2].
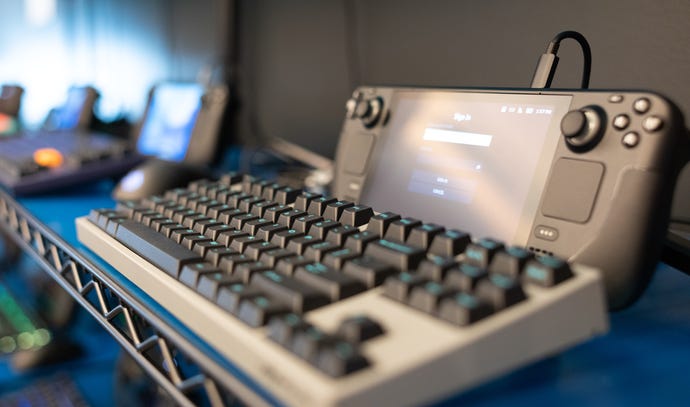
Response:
[531, 30, 592, 89]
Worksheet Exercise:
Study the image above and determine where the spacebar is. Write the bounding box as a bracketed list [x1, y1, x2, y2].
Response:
[114, 219, 202, 278]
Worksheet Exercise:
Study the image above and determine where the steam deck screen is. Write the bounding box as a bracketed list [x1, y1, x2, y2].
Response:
[359, 90, 572, 244]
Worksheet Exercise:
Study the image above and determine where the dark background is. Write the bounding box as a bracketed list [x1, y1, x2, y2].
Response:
[2, 0, 690, 216]
[234, 0, 690, 216]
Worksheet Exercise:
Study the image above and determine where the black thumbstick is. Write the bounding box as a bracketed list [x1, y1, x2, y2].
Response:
[345, 94, 383, 127]
[561, 106, 605, 151]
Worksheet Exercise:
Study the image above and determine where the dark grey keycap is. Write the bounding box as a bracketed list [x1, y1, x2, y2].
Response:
[364, 239, 426, 271]
[523, 256, 573, 287]
[113, 219, 201, 278]
[342, 256, 397, 288]
[339, 205, 374, 227]
[250, 271, 329, 313]
[294, 263, 366, 301]
[336, 315, 385, 343]
[438, 292, 493, 326]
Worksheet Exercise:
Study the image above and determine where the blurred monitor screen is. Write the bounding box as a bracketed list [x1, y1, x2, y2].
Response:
[136, 83, 204, 162]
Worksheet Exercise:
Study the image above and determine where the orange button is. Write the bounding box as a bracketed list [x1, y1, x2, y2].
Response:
[33, 148, 64, 168]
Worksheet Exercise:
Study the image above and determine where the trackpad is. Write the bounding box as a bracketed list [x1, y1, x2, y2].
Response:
[541, 158, 604, 223]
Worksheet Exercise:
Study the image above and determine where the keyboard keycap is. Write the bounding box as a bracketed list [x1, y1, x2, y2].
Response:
[215, 228, 250, 247]
[339, 205, 374, 227]
[524, 256, 573, 287]
[489, 247, 534, 277]
[286, 235, 321, 255]
[242, 218, 273, 235]
[294, 192, 323, 211]
[230, 235, 264, 253]
[180, 262, 221, 288]
[383, 272, 428, 302]
[192, 219, 223, 235]
[197, 272, 243, 300]
[307, 197, 337, 216]
[428, 230, 471, 258]
[325, 225, 359, 247]
[274, 187, 302, 205]
[322, 247, 360, 270]
[408, 281, 456, 313]
[336, 315, 385, 343]
[342, 256, 397, 288]
[228, 192, 253, 209]
[219, 172, 243, 186]
[238, 197, 265, 213]
[271, 229, 304, 248]
[205, 246, 239, 266]
[406, 224, 445, 250]
[250, 180, 273, 197]
[316, 340, 370, 377]
[218, 208, 245, 225]
[367, 212, 401, 237]
[364, 239, 426, 271]
[244, 241, 280, 260]
[292, 214, 323, 233]
[193, 240, 224, 257]
[384, 218, 422, 242]
[260, 183, 283, 201]
[278, 210, 309, 228]
[464, 238, 505, 268]
[294, 263, 366, 301]
[444, 264, 488, 291]
[275, 255, 313, 276]
[229, 213, 260, 230]
[181, 233, 212, 250]
[290, 326, 336, 363]
[251, 201, 279, 218]
[251, 271, 330, 313]
[216, 283, 262, 314]
[475, 274, 526, 310]
[438, 292, 493, 326]
[160, 223, 187, 239]
[238, 296, 290, 327]
[256, 223, 288, 241]
[303, 241, 340, 262]
[235, 261, 272, 283]
[308, 220, 341, 240]
[113, 219, 201, 278]
[218, 254, 254, 273]
[323, 200, 354, 222]
[417, 257, 457, 282]
[268, 313, 312, 347]
[264, 205, 292, 222]
[344, 231, 379, 254]
[259, 248, 296, 267]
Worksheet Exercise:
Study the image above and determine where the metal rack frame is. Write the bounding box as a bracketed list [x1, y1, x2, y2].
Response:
[0, 190, 268, 407]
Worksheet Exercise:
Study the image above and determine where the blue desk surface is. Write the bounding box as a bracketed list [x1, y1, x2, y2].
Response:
[13, 180, 690, 406]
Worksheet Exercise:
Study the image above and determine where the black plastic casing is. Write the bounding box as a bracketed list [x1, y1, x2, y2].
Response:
[333, 86, 689, 310]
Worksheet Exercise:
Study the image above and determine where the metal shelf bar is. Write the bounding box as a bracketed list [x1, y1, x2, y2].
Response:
[0, 190, 268, 407]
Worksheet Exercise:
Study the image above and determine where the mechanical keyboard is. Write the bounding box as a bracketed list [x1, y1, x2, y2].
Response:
[76, 174, 608, 406]
[0, 130, 143, 195]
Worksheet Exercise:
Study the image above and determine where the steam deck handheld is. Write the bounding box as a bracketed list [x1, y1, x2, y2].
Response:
[333, 87, 689, 309]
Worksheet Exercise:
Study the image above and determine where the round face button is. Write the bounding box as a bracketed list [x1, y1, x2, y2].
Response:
[608, 94, 624, 103]
[622, 131, 639, 148]
[633, 97, 651, 114]
[613, 114, 630, 130]
[643, 116, 664, 132]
